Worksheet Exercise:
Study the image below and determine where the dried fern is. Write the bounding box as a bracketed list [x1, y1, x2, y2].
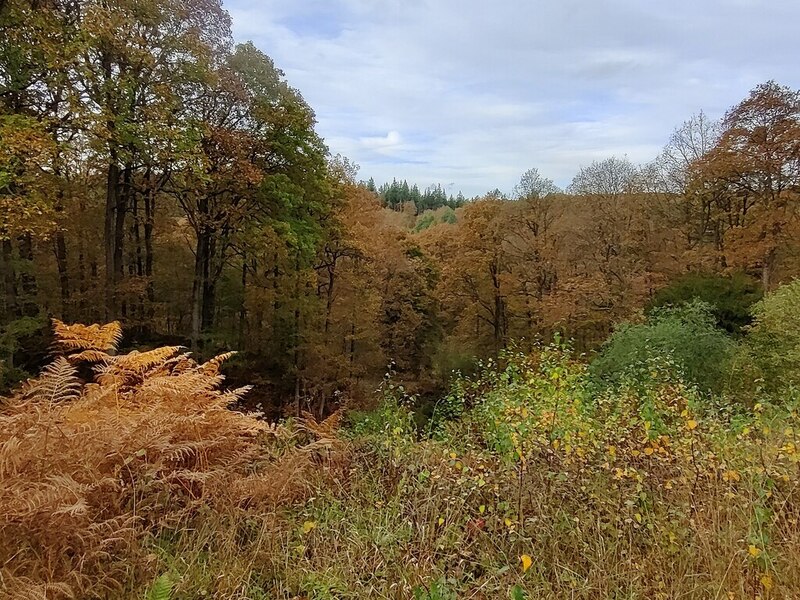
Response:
[21, 357, 81, 405]
[199, 351, 237, 376]
[0, 321, 344, 597]
[51, 320, 122, 355]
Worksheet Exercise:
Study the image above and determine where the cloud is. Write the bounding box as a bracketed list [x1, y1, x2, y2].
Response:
[225, 0, 800, 196]
[359, 130, 402, 153]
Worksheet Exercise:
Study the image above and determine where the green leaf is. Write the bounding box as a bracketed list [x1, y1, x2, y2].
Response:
[145, 573, 175, 600]
[510, 585, 527, 600]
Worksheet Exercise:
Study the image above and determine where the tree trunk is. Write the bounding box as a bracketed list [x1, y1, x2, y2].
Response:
[324, 261, 336, 334]
[239, 255, 248, 347]
[104, 161, 120, 318]
[49, 174, 70, 319]
[762, 247, 776, 292]
[17, 233, 38, 318]
[191, 227, 211, 349]
[1, 238, 17, 320]
[144, 186, 155, 305]
[115, 167, 130, 317]
[54, 231, 69, 319]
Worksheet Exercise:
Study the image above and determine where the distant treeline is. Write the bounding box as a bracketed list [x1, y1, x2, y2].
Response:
[365, 178, 466, 212]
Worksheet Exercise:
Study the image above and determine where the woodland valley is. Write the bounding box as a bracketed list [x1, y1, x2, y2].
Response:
[3, 0, 800, 599]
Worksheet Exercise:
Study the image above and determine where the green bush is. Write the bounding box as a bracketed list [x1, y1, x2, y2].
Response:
[745, 278, 800, 396]
[590, 300, 735, 394]
[647, 272, 762, 334]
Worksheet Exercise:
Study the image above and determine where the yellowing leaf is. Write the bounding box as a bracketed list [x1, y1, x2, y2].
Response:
[302, 520, 316, 534]
[437, 517, 445, 526]
[761, 574, 773, 590]
[722, 470, 740, 482]
[748, 544, 762, 558]
[479, 504, 486, 514]
[520, 554, 533, 572]
[644, 447, 654, 456]
[634, 513, 643, 523]
[686, 419, 698, 430]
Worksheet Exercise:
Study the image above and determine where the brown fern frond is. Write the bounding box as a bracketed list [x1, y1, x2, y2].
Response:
[108, 346, 183, 373]
[21, 358, 80, 405]
[217, 385, 253, 406]
[66, 350, 112, 365]
[199, 351, 237, 375]
[299, 410, 342, 440]
[52, 320, 121, 354]
[0, 577, 75, 600]
[95, 346, 183, 387]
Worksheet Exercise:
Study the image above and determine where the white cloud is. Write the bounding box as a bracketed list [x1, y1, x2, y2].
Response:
[225, 0, 800, 196]
[359, 130, 402, 153]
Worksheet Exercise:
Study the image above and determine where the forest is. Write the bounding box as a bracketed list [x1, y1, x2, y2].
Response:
[2, 0, 800, 598]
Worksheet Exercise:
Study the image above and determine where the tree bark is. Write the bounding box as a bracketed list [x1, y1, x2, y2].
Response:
[104, 161, 120, 318]
[17, 233, 38, 318]
[191, 226, 210, 349]
[54, 231, 69, 319]
[1, 238, 17, 320]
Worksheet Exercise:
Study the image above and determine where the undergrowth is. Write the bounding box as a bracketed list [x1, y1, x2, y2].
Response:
[3, 325, 800, 598]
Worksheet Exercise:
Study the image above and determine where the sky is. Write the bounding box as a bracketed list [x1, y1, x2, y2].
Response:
[225, 0, 800, 197]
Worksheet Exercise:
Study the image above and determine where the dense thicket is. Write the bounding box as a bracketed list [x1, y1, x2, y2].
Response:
[2, 0, 799, 414]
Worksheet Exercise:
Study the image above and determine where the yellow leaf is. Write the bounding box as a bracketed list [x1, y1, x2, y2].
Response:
[644, 447, 654, 456]
[520, 554, 533, 572]
[748, 544, 761, 558]
[723, 470, 740, 482]
[437, 517, 445, 526]
[505, 518, 513, 527]
[760, 574, 773, 590]
[302, 520, 316, 534]
[634, 513, 642, 523]
[479, 504, 486, 514]
[686, 419, 698, 430]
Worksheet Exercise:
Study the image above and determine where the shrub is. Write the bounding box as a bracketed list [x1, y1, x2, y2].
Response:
[590, 300, 735, 394]
[647, 271, 762, 334]
[746, 278, 800, 396]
